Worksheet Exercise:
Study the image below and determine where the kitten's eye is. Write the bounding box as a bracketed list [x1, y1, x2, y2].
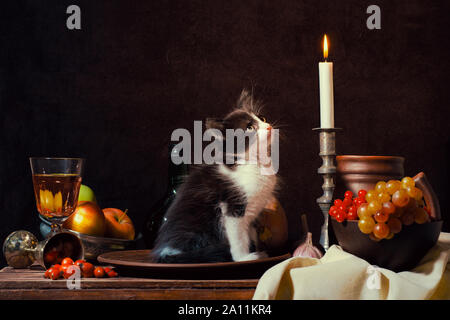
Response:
[260, 116, 267, 123]
[246, 123, 255, 131]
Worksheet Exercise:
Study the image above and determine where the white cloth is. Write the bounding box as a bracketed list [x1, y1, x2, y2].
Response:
[253, 232, 450, 300]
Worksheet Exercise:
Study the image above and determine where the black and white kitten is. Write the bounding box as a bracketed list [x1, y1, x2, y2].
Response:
[151, 90, 278, 263]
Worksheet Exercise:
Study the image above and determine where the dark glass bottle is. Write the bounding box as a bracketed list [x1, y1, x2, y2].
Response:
[143, 143, 188, 248]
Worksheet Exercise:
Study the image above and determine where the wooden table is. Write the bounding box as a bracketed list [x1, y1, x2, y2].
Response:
[0, 266, 259, 300]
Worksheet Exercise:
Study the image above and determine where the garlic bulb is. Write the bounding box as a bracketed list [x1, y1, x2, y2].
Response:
[293, 232, 323, 259]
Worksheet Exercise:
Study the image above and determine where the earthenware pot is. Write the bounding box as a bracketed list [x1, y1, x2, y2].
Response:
[336, 155, 405, 198]
[333, 155, 442, 271]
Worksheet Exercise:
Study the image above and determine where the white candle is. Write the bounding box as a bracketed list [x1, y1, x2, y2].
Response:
[319, 35, 334, 128]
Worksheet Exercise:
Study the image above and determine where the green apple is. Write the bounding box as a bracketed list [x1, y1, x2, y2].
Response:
[78, 184, 97, 203]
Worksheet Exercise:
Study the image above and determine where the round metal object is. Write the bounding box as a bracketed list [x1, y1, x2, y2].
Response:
[3, 230, 84, 269]
[3, 230, 38, 268]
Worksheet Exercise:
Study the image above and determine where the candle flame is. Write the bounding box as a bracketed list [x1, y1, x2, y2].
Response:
[323, 34, 328, 60]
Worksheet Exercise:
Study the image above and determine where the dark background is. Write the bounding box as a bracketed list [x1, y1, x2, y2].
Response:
[1, 0, 449, 267]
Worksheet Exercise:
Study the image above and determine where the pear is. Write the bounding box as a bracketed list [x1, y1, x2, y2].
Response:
[78, 184, 97, 203]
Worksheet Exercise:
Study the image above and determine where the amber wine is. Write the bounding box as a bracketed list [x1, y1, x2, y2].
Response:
[32, 174, 81, 219]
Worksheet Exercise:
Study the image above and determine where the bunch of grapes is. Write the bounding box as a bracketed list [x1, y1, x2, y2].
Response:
[329, 189, 368, 222]
[331, 177, 432, 241]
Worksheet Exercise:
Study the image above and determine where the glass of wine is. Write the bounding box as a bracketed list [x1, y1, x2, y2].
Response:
[29, 157, 84, 233]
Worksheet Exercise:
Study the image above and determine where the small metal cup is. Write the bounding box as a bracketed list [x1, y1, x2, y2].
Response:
[3, 230, 84, 269]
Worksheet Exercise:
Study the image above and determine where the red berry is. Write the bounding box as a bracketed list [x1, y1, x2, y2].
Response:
[48, 267, 61, 280]
[329, 208, 338, 217]
[334, 199, 343, 207]
[335, 211, 347, 222]
[107, 270, 118, 278]
[347, 207, 358, 220]
[61, 258, 74, 266]
[103, 267, 112, 273]
[358, 190, 367, 199]
[63, 265, 80, 279]
[329, 205, 336, 214]
[94, 267, 106, 278]
[74, 259, 86, 267]
[355, 198, 365, 207]
[51, 264, 61, 272]
[80, 262, 95, 278]
[61, 264, 70, 274]
[348, 205, 357, 217]
[344, 191, 353, 199]
[342, 198, 352, 208]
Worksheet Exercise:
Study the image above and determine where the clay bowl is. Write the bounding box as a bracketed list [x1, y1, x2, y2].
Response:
[333, 155, 442, 272]
[331, 219, 442, 272]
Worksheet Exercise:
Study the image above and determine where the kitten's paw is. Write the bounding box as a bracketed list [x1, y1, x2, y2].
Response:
[237, 251, 268, 262]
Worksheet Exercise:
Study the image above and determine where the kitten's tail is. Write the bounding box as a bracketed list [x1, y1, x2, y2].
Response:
[151, 244, 232, 263]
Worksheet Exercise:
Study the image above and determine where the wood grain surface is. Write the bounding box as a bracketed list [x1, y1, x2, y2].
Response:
[0, 267, 259, 300]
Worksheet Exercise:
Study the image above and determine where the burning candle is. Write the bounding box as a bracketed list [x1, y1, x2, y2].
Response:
[319, 34, 334, 128]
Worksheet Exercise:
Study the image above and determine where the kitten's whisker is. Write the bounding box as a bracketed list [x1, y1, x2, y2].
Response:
[270, 119, 289, 129]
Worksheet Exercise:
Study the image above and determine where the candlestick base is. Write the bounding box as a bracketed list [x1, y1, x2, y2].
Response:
[313, 128, 342, 251]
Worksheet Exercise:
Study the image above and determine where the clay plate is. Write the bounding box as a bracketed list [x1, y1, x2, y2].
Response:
[97, 250, 291, 279]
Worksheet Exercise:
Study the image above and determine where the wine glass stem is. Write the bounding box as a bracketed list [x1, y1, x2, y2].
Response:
[50, 223, 62, 234]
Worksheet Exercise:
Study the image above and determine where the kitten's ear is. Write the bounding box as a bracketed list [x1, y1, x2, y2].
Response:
[205, 118, 224, 131]
[237, 89, 253, 111]
[236, 89, 262, 114]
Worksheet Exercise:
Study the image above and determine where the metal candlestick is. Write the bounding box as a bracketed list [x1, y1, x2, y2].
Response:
[313, 128, 341, 251]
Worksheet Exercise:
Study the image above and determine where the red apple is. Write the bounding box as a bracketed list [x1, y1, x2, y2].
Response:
[103, 208, 135, 240]
[63, 201, 106, 237]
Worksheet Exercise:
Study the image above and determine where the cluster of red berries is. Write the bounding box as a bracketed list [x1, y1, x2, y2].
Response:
[44, 257, 118, 280]
[328, 190, 368, 222]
